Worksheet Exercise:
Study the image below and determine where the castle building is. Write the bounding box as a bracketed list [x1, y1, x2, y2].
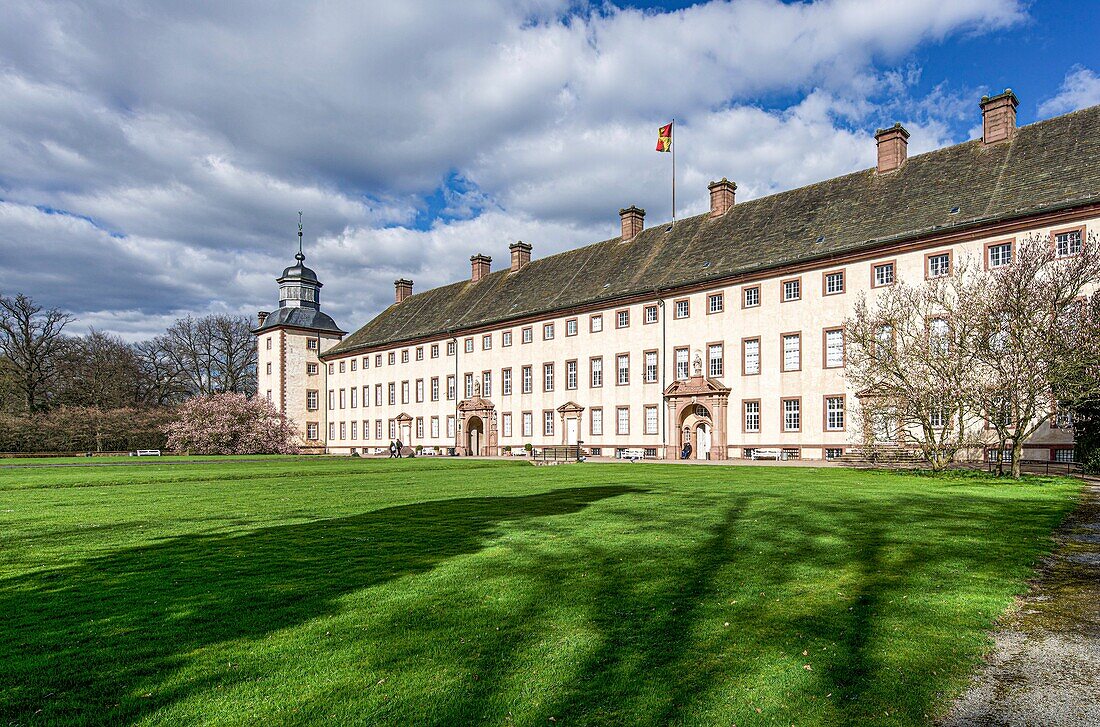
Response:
[256, 91, 1097, 461]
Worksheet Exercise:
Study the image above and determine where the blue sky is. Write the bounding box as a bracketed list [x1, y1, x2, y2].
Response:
[0, 0, 1097, 339]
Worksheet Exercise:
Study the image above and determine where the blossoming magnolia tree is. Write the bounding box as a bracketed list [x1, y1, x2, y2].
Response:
[165, 393, 298, 455]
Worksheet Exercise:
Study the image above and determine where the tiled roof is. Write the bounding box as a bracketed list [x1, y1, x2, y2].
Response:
[328, 105, 1100, 357]
[254, 307, 345, 335]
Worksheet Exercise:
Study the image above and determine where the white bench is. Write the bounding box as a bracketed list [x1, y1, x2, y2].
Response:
[620, 448, 646, 462]
[510, 449, 528, 457]
[132, 449, 162, 457]
[750, 448, 785, 461]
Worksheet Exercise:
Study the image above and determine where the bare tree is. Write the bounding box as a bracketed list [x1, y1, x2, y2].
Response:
[133, 338, 187, 405]
[0, 294, 75, 412]
[157, 315, 257, 396]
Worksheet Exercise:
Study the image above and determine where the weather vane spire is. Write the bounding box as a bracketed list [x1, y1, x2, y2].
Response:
[296, 211, 304, 262]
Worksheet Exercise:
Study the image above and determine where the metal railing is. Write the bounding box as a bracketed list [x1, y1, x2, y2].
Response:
[531, 445, 583, 463]
[985, 458, 1081, 475]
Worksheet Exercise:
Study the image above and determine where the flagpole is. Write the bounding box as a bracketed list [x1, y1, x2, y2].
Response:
[671, 119, 676, 227]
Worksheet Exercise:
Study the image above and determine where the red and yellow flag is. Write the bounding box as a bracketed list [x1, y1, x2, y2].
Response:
[656, 122, 672, 152]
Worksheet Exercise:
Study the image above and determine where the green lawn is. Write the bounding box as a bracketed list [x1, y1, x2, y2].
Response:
[0, 458, 1079, 726]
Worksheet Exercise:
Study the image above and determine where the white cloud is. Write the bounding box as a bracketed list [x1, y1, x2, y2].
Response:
[1039, 66, 1100, 117]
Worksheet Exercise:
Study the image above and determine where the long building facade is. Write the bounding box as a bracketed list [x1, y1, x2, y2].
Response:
[255, 91, 1097, 461]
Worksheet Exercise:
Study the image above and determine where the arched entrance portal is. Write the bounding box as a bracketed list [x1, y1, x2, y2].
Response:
[679, 404, 713, 460]
[663, 373, 730, 460]
[466, 415, 484, 456]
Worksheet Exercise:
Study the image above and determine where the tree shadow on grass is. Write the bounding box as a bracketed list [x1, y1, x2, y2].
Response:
[0, 485, 642, 724]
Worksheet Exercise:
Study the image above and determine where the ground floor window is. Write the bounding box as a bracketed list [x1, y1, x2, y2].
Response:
[502, 413, 512, 438]
[1052, 448, 1075, 462]
[782, 448, 800, 460]
[644, 447, 658, 458]
[446, 416, 456, 439]
[986, 448, 1012, 463]
[431, 417, 440, 438]
[825, 447, 843, 460]
[306, 422, 318, 440]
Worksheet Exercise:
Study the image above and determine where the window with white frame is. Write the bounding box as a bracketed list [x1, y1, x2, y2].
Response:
[328, 389, 335, 409]
[644, 351, 658, 383]
[930, 406, 948, 428]
[543, 363, 554, 391]
[744, 286, 760, 307]
[1053, 448, 1075, 462]
[483, 334, 491, 350]
[708, 293, 724, 313]
[644, 305, 659, 324]
[783, 279, 801, 301]
[329, 363, 334, 375]
[307, 362, 318, 375]
[447, 416, 455, 438]
[744, 338, 760, 375]
[708, 343, 723, 377]
[988, 242, 1013, 268]
[566, 360, 577, 390]
[826, 396, 845, 430]
[401, 350, 409, 363]
[350, 387, 358, 408]
[522, 412, 533, 437]
[675, 300, 689, 319]
[329, 422, 336, 440]
[927, 253, 951, 278]
[617, 310, 630, 328]
[617, 354, 629, 385]
[266, 337, 272, 350]
[544, 411, 554, 436]
[591, 358, 603, 387]
[482, 371, 491, 397]
[307, 390, 319, 410]
[1056, 229, 1082, 257]
[543, 323, 554, 340]
[591, 408, 603, 435]
[566, 319, 578, 337]
[362, 385, 369, 406]
[416, 417, 424, 438]
[464, 338, 474, 353]
[376, 420, 383, 440]
[401, 381, 409, 404]
[590, 314, 603, 332]
[502, 331, 512, 347]
[431, 344, 439, 358]
[431, 417, 440, 438]
[446, 341, 455, 356]
[265, 389, 272, 401]
[522, 365, 533, 393]
[446, 375, 455, 401]
[415, 380, 423, 403]
[825, 329, 845, 368]
[783, 398, 801, 431]
[522, 327, 533, 343]
[389, 420, 396, 439]
[376, 354, 384, 367]
[645, 406, 658, 434]
[825, 271, 845, 294]
[339, 360, 346, 373]
[431, 378, 439, 401]
[415, 347, 423, 361]
[782, 333, 801, 371]
[675, 348, 689, 380]
[929, 318, 951, 355]
[501, 413, 512, 438]
[873, 263, 895, 287]
[375, 384, 383, 406]
[744, 401, 760, 432]
[502, 368, 512, 396]
[616, 407, 629, 435]
[306, 422, 319, 440]
[464, 373, 473, 398]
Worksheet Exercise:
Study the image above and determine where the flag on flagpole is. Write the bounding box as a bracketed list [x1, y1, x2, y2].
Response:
[656, 122, 672, 152]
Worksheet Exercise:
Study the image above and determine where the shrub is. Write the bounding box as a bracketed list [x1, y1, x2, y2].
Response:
[524, 443, 533, 452]
[165, 393, 298, 455]
[0, 407, 174, 452]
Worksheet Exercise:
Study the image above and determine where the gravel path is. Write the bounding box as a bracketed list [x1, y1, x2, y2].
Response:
[942, 477, 1100, 727]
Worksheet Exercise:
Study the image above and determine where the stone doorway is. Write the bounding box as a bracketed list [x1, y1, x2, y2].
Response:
[664, 373, 730, 460]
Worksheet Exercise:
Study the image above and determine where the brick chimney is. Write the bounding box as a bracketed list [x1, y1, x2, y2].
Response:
[394, 278, 413, 304]
[981, 89, 1018, 145]
[470, 254, 491, 283]
[509, 241, 532, 272]
[620, 206, 645, 242]
[708, 178, 736, 217]
[874, 123, 909, 173]
[257, 310, 269, 327]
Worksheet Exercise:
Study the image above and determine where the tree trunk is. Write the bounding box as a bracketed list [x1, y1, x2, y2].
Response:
[1011, 436, 1025, 479]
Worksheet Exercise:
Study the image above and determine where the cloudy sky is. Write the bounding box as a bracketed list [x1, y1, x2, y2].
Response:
[2, 0, 1098, 340]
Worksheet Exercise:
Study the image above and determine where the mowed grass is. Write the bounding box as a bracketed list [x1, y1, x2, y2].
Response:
[0, 458, 1079, 726]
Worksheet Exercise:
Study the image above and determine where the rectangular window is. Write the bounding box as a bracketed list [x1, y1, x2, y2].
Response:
[306, 390, 319, 410]
[350, 387, 358, 408]
[363, 356, 370, 369]
[502, 368, 512, 396]
[782, 398, 801, 432]
[1054, 402, 1074, 429]
[330, 422, 336, 440]
[782, 278, 801, 302]
[401, 381, 409, 404]
[522, 326, 533, 343]
[416, 417, 424, 439]
[616, 407, 629, 435]
[482, 371, 492, 397]
[590, 357, 603, 387]
[1053, 448, 1075, 463]
[338, 389, 346, 409]
[431, 416, 440, 438]
[431, 377, 439, 401]
[1055, 229, 1083, 257]
[544, 411, 554, 437]
[502, 331, 512, 347]
[927, 252, 951, 278]
[644, 305, 659, 324]
[388, 352, 395, 365]
[415, 379, 424, 403]
[306, 338, 317, 351]
[566, 360, 578, 390]
[266, 362, 272, 375]
[743, 286, 760, 308]
[415, 347, 423, 361]
[482, 334, 492, 350]
[362, 386, 369, 407]
[873, 262, 895, 287]
[565, 318, 578, 337]
[543, 323, 554, 340]
[825, 396, 845, 431]
[328, 364, 334, 375]
[306, 362, 318, 375]
[743, 338, 760, 375]
[590, 314, 603, 333]
[266, 337, 272, 350]
[464, 373, 473, 398]
[616, 309, 630, 328]
[824, 270, 845, 295]
[522, 365, 533, 394]
[266, 389, 272, 401]
[446, 375, 456, 401]
[501, 413, 512, 438]
[376, 354, 383, 367]
[675, 347, 689, 380]
[644, 350, 658, 383]
[375, 384, 382, 406]
[824, 328, 845, 368]
[431, 344, 439, 358]
[987, 241, 1013, 268]
[339, 422, 346, 440]
[674, 299, 689, 319]
[591, 408, 603, 436]
[522, 412, 533, 438]
[464, 338, 474, 353]
[616, 354, 629, 385]
[340, 360, 347, 373]
[447, 416, 455, 439]
[744, 401, 760, 433]
[376, 420, 383, 440]
[930, 406, 948, 429]
[825, 448, 843, 461]
[446, 341, 455, 356]
[306, 422, 318, 440]
[644, 405, 658, 435]
[708, 293, 724, 314]
[350, 359, 358, 372]
[543, 363, 554, 392]
[782, 333, 801, 372]
[328, 389, 335, 410]
[708, 343, 724, 378]
[351, 421, 358, 441]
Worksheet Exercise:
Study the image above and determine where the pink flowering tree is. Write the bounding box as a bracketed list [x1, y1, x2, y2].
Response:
[165, 393, 299, 455]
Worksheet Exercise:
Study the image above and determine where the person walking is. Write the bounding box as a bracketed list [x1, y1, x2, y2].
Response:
[395, 439, 404, 458]
[388, 441, 397, 458]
